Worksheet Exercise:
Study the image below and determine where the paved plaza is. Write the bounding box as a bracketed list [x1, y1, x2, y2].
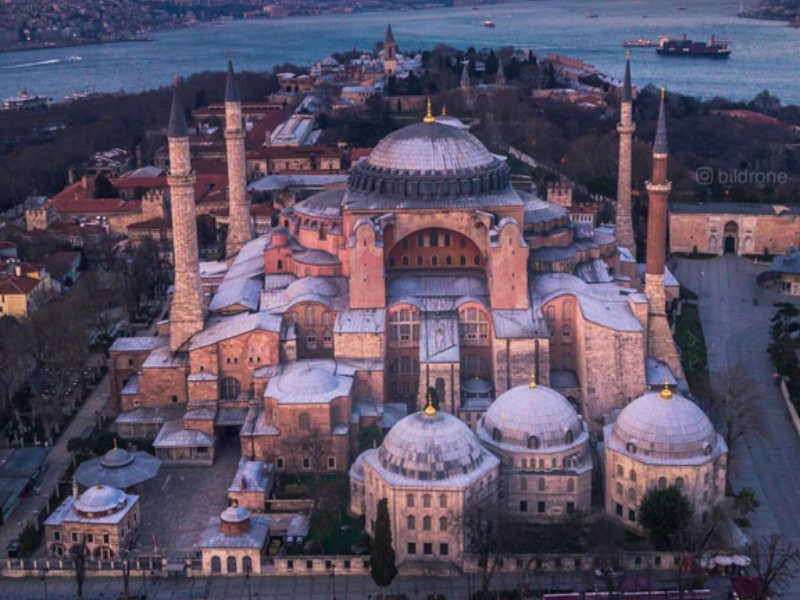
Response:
[674, 256, 800, 596]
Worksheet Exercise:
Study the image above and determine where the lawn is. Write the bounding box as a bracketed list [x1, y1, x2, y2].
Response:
[674, 302, 709, 394]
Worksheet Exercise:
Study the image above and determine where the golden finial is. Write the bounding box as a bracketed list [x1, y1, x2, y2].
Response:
[441, 104, 447, 117]
[528, 371, 537, 390]
[626, 50, 631, 61]
[660, 376, 672, 400]
[113, 437, 118, 451]
[424, 391, 437, 416]
[660, 84, 666, 101]
[423, 97, 435, 123]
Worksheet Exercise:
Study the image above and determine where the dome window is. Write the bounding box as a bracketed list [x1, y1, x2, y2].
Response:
[527, 435, 540, 450]
[564, 429, 574, 445]
[675, 477, 685, 489]
[704, 443, 713, 456]
[492, 428, 502, 443]
[626, 442, 637, 454]
[658, 477, 667, 489]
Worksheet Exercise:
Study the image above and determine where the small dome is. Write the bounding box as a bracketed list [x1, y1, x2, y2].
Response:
[378, 409, 488, 481]
[294, 190, 344, 219]
[365, 122, 496, 174]
[100, 447, 134, 468]
[479, 381, 583, 450]
[285, 276, 340, 299]
[280, 364, 339, 396]
[221, 502, 251, 523]
[612, 389, 717, 460]
[74, 484, 127, 514]
[462, 377, 492, 395]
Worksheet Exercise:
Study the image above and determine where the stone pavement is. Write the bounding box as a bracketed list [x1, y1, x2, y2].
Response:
[0, 376, 111, 554]
[674, 256, 800, 595]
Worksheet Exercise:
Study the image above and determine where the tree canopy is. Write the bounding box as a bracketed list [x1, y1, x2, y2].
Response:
[370, 498, 398, 593]
[638, 486, 692, 550]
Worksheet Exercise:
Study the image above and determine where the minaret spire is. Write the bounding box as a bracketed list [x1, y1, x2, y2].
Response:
[224, 55, 252, 258]
[167, 80, 205, 352]
[644, 85, 684, 380]
[615, 51, 637, 258]
[383, 23, 397, 76]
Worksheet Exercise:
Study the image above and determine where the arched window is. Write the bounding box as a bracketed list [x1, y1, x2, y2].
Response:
[227, 556, 237, 574]
[439, 495, 447, 508]
[629, 470, 637, 482]
[220, 377, 241, 400]
[562, 325, 571, 341]
[567, 479, 575, 493]
[628, 488, 636, 501]
[305, 305, 316, 325]
[458, 307, 490, 346]
[242, 556, 253, 574]
[616, 482, 623, 495]
[388, 307, 421, 347]
[439, 516, 448, 531]
[431, 256, 438, 266]
[306, 331, 317, 349]
[520, 458, 527, 469]
[520, 477, 528, 491]
[704, 472, 710, 485]
[406, 494, 414, 508]
[538, 478, 546, 491]
[423, 494, 431, 508]
[675, 477, 684, 489]
[474, 254, 481, 265]
[703, 490, 709, 502]
[402, 256, 409, 266]
[277, 259, 283, 270]
[423, 516, 432, 531]
[492, 428, 502, 443]
[562, 300, 573, 320]
[446, 255, 453, 265]
[538, 459, 545, 469]
[407, 515, 416, 530]
[211, 556, 221, 573]
[626, 442, 637, 454]
[616, 464, 624, 477]
[564, 429, 574, 444]
[551, 458, 557, 468]
[460, 256, 466, 266]
[416, 256, 424, 266]
[545, 305, 556, 322]
[322, 330, 333, 349]
[298, 412, 311, 431]
[527, 435, 540, 450]
[658, 477, 667, 489]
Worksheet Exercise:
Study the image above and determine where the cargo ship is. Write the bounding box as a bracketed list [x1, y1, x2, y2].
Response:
[656, 34, 732, 58]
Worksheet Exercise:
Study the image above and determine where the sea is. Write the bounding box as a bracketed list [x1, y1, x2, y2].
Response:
[0, 0, 798, 105]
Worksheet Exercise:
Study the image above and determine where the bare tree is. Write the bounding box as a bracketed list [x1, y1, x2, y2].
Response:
[749, 533, 800, 598]
[707, 363, 765, 468]
[0, 317, 33, 419]
[451, 490, 507, 595]
[71, 535, 87, 600]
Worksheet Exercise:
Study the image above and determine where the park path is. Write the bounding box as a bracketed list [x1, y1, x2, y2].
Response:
[674, 256, 800, 595]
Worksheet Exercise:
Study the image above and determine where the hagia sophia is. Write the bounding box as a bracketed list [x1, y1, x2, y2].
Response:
[99, 46, 728, 570]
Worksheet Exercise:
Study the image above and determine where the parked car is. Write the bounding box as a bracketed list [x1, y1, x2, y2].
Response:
[594, 566, 624, 579]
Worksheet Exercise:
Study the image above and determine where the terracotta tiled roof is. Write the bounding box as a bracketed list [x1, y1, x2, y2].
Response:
[0, 241, 18, 250]
[46, 251, 81, 279]
[0, 274, 39, 295]
[127, 217, 172, 231]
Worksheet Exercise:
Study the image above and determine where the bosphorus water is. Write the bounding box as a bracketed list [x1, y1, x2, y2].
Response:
[1, 0, 798, 105]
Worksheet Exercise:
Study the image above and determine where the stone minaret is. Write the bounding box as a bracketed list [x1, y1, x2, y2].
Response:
[167, 81, 204, 353]
[383, 24, 397, 76]
[224, 57, 252, 258]
[616, 52, 636, 258]
[645, 87, 684, 379]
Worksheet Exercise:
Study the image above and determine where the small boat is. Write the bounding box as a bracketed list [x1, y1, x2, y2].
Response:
[623, 38, 655, 48]
[483, 20, 496, 28]
[64, 55, 82, 61]
[587, 13, 599, 18]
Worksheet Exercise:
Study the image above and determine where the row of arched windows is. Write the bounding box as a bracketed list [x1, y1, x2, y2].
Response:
[491, 429, 573, 447]
[388, 254, 481, 267]
[406, 493, 448, 508]
[519, 477, 576, 493]
[406, 515, 448, 532]
[210, 555, 253, 574]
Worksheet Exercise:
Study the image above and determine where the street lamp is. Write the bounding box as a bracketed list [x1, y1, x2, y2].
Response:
[121, 550, 131, 600]
[245, 561, 252, 600]
[40, 566, 48, 600]
[331, 564, 337, 600]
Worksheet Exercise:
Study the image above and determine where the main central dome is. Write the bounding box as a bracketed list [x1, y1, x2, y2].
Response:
[366, 122, 497, 173]
[346, 121, 511, 201]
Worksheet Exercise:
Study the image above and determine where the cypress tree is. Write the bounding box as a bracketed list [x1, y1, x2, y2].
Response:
[370, 498, 398, 597]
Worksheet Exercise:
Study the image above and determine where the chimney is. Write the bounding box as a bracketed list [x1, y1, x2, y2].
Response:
[241, 475, 247, 490]
[72, 480, 79, 500]
[81, 174, 90, 189]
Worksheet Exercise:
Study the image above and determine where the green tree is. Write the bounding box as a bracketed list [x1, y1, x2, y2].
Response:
[370, 498, 397, 598]
[734, 487, 761, 517]
[93, 174, 118, 199]
[18, 522, 41, 558]
[357, 424, 384, 453]
[638, 486, 692, 550]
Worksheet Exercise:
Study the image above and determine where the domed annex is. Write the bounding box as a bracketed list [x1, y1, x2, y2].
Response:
[353, 401, 500, 567]
[603, 384, 727, 533]
[73, 438, 162, 491]
[477, 377, 592, 520]
[74, 484, 128, 517]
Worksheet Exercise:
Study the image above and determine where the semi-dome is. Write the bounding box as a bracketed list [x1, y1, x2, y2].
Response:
[74, 484, 127, 515]
[346, 120, 511, 201]
[479, 379, 584, 450]
[612, 387, 718, 460]
[377, 407, 490, 481]
[279, 364, 340, 396]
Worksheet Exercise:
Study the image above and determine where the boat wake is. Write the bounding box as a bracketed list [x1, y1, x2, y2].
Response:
[1, 56, 81, 69]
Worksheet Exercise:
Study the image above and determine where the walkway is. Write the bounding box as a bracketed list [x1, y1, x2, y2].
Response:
[674, 256, 800, 595]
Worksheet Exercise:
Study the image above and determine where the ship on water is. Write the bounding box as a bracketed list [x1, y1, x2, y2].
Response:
[622, 37, 655, 48]
[483, 20, 495, 28]
[656, 34, 732, 58]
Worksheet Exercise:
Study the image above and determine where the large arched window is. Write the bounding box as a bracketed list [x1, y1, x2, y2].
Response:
[407, 515, 416, 530]
[439, 516, 448, 531]
[520, 477, 528, 491]
[564, 429, 574, 445]
[227, 556, 237, 574]
[562, 300, 573, 320]
[461, 354, 490, 377]
[527, 435, 540, 450]
[675, 477, 685, 489]
[423, 494, 432, 508]
[658, 477, 667, 489]
[629, 470, 637, 483]
[389, 356, 419, 376]
[242, 556, 253, 574]
[298, 412, 311, 431]
[220, 377, 241, 400]
[211, 556, 221, 573]
[388, 307, 421, 347]
[492, 428, 502, 443]
[538, 479, 546, 491]
[567, 479, 575, 493]
[458, 307, 490, 346]
[406, 494, 415, 508]
[439, 495, 447, 508]
[423, 516, 432, 531]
